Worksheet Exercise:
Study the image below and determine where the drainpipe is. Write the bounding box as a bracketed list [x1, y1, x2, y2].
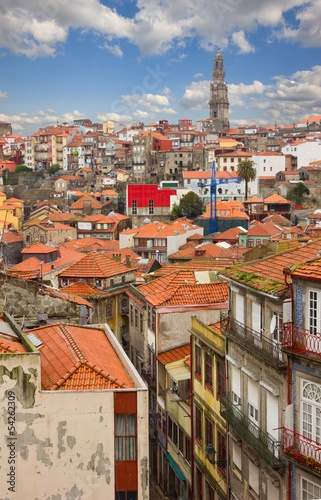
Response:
[283, 267, 293, 500]
[190, 334, 194, 500]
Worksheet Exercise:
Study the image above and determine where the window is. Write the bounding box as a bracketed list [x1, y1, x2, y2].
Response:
[132, 200, 137, 215]
[116, 492, 137, 500]
[135, 309, 138, 329]
[301, 478, 321, 500]
[195, 344, 202, 379]
[148, 199, 154, 215]
[115, 414, 136, 460]
[206, 482, 215, 500]
[217, 360, 225, 397]
[110, 278, 114, 287]
[26, 235, 31, 243]
[179, 428, 184, 454]
[248, 461, 259, 496]
[140, 313, 143, 333]
[271, 311, 283, 343]
[185, 436, 191, 463]
[302, 380, 321, 443]
[217, 432, 226, 475]
[195, 406, 202, 445]
[248, 378, 259, 431]
[205, 417, 213, 447]
[231, 365, 241, 406]
[205, 352, 213, 389]
[308, 289, 321, 334]
[106, 301, 113, 319]
[168, 416, 178, 447]
[232, 441, 242, 476]
[130, 305, 133, 325]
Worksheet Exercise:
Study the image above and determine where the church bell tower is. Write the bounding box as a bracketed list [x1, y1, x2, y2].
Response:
[209, 49, 230, 131]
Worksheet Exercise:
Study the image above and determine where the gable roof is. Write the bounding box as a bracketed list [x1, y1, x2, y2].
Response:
[58, 251, 132, 279]
[26, 323, 133, 390]
[157, 345, 190, 365]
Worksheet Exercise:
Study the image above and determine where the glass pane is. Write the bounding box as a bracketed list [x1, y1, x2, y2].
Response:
[127, 437, 137, 460]
[127, 415, 136, 435]
[116, 415, 126, 436]
[115, 437, 126, 460]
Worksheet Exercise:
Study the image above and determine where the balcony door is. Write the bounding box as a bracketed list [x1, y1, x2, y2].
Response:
[302, 380, 321, 444]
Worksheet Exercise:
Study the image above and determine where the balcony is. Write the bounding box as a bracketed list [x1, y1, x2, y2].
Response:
[141, 364, 156, 390]
[220, 312, 287, 369]
[220, 395, 283, 468]
[282, 322, 321, 361]
[121, 305, 129, 315]
[282, 428, 321, 473]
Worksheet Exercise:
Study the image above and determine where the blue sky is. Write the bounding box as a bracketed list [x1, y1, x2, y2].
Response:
[0, 0, 320, 136]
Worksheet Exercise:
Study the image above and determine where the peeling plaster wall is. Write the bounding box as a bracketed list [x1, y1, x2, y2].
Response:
[0, 353, 149, 499]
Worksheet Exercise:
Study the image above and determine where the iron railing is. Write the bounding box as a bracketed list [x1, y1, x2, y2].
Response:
[282, 322, 321, 360]
[220, 312, 286, 369]
[220, 394, 283, 468]
[282, 428, 321, 473]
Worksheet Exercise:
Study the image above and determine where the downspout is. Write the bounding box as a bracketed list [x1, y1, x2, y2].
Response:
[225, 335, 229, 500]
[283, 267, 293, 500]
[190, 334, 194, 500]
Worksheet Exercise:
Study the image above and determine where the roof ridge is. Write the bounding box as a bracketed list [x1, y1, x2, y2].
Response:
[59, 324, 87, 362]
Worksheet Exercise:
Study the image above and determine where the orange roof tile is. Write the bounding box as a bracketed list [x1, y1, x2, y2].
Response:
[26, 323, 133, 390]
[58, 251, 132, 279]
[0, 338, 26, 353]
[264, 194, 291, 204]
[157, 345, 190, 365]
[220, 239, 321, 297]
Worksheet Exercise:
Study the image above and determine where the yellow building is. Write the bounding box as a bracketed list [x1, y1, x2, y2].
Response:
[190, 316, 227, 500]
[156, 345, 192, 499]
[0, 195, 24, 230]
[103, 120, 115, 135]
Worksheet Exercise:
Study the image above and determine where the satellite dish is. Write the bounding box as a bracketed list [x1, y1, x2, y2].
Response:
[270, 315, 276, 334]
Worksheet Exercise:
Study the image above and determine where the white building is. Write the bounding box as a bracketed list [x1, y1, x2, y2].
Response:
[182, 170, 246, 202]
[0, 318, 149, 499]
[282, 140, 321, 169]
[251, 152, 286, 195]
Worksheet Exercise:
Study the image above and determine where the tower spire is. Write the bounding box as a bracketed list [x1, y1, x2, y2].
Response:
[209, 49, 230, 131]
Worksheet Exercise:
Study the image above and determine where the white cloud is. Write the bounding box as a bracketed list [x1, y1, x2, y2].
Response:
[96, 112, 133, 123]
[0, 0, 317, 58]
[180, 80, 211, 110]
[0, 109, 87, 136]
[0, 91, 8, 101]
[231, 30, 255, 53]
[194, 73, 204, 78]
[182, 64, 321, 126]
[101, 42, 123, 57]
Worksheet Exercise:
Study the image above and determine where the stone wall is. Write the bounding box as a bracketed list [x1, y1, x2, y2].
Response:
[0, 274, 82, 322]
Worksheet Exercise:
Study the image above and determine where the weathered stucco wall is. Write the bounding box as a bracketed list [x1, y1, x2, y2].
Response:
[0, 352, 149, 499]
[158, 307, 226, 353]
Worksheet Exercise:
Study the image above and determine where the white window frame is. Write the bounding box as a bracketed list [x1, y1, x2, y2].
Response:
[301, 379, 321, 443]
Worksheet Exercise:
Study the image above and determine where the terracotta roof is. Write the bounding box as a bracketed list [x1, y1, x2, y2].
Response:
[245, 196, 263, 204]
[62, 237, 119, 253]
[26, 323, 133, 390]
[156, 345, 190, 365]
[59, 251, 132, 279]
[164, 283, 228, 306]
[70, 195, 102, 211]
[0, 231, 23, 243]
[0, 338, 26, 353]
[261, 214, 290, 223]
[220, 239, 321, 297]
[21, 243, 57, 254]
[8, 245, 83, 279]
[212, 227, 245, 241]
[290, 257, 321, 280]
[264, 194, 290, 204]
[247, 222, 283, 237]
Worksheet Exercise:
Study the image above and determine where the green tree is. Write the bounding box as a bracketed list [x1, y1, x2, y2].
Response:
[49, 164, 60, 174]
[286, 182, 310, 204]
[237, 159, 257, 200]
[171, 191, 204, 220]
[15, 164, 32, 173]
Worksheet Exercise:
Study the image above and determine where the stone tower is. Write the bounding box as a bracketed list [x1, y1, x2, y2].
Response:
[209, 49, 230, 131]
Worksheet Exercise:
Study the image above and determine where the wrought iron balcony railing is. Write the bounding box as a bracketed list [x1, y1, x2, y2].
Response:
[220, 394, 283, 469]
[282, 428, 321, 473]
[282, 322, 321, 360]
[220, 312, 287, 369]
